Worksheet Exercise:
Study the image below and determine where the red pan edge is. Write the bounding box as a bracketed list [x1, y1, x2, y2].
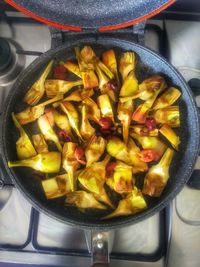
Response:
[4, 0, 175, 32]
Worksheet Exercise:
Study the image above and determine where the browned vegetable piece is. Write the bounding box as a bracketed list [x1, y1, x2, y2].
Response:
[46, 108, 72, 135]
[130, 125, 159, 137]
[102, 49, 119, 81]
[132, 91, 160, 123]
[65, 191, 106, 210]
[159, 124, 180, 150]
[85, 135, 106, 166]
[138, 75, 167, 101]
[83, 97, 101, 123]
[97, 94, 115, 123]
[38, 114, 62, 152]
[130, 132, 167, 160]
[106, 137, 148, 172]
[15, 94, 63, 125]
[80, 105, 95, 140]
[103, 187, 147, 219]
[78, 155, 114, 208]
[62, 142, 80, 191]
[60, 101, 83, 141]
[119, 52, 136, 81]
[153, 87, 181, 110]
[32, 134, 48, 154]
[12, 113, 37, 159]
[24, 60, 53, 105]
[95, 64, 116, 102]
[63, 61, 82, 78]
[75, 47, 99, 89]
[153, 106, 180, 127]
[8, 152, 61, 173]
[118, 100, 133, 144]
[106, 161, 134, 194]
[80, 46, 114, 80]
[143, 148, 174, 197]
[42, 173, 71, 199]
[45, 79, 83, 98]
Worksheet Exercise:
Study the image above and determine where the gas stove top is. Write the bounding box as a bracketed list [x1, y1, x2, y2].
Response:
[0, 7, 200, 267]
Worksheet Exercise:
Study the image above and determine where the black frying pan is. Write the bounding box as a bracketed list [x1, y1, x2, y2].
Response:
[1, 36, 199, 229]
[5, 0, 175, 30]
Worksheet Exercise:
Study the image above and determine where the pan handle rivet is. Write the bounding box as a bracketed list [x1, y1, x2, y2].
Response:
[97, 241, 103, 249]
[97, 233, 103, 239]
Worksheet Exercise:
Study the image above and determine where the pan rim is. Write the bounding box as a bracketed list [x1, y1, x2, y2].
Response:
[1, 38, 200, 230]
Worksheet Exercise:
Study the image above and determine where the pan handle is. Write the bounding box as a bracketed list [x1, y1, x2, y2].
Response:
[85, 230, 115, 267]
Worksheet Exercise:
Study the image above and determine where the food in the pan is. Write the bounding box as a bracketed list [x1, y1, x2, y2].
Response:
[8, 46, 182, 220]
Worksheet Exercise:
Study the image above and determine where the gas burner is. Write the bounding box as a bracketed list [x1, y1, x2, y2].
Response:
[0, 38, 25, 86]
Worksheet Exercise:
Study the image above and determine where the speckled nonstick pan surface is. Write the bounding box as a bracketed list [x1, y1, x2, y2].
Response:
[1, 37, 199, 230]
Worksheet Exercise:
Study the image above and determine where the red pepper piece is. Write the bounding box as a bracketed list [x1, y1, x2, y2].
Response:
[75, 147, 86, 165]
[106, 162, 117, 176]
[138, 149, 159, 162]
[53, 65, 67, 80]
[145, 117, 156, 131]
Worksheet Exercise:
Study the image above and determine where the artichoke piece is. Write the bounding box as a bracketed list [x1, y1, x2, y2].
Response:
[81, 88, 94, 99]
[52, 91, 83, 108]
[97, 94, 115, 123]
[118, 100, 133, 144]
[159, 124, 180, 150]
[63, 61, 82, 78]
[80, 46, 114, 80]
[153, 87, 181, 110]
[60, 101, 83, 141]
[15, 94, 63, 125]
[85, 135, 106, 166]
[45, 79, 83, 98]
[106, 161, 134, 194]
[63, 90, 82, 102]
[102, 49, 119, 81]
[83, 97, 101, 123]
[46, 108, 72, 135]
[62, 142, 80, 191]
[106, 137, 148, 172]
[12, 113, 37, 159]
[119, 52, 136, 81]
[95, 64, 116, 101]
[132, 91, 160, 123]
[8, 152, 61, 173]
[120, 70, 139, 98]
[38, 114, 62, 152]
[143, 148, 174, 197]
[32, 134, 49, 154]
[75, 47, 99, 89]
[80, 105, 95, 140]
[139, 75, 167, 101]
[42, 173, 71, 199]
[65, 191, 106, 210]
[78, 156, 113, 208]
[130, 132, 167, 160]
[130, 125, 159, 137]
[24, 60, 53, 105]
[153, 106, 180, 128]
[103, 187, 147, 219]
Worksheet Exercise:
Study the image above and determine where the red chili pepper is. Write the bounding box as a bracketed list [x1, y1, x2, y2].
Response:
[53, 65, 67, 80]
[75, 147, 86, 165]
[106, 162, 117, 176]
[138, 149, 159, 162]
[58, 130, 71, 142]
[145, 117, 156, 131]
[99, 117, 113, 130]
